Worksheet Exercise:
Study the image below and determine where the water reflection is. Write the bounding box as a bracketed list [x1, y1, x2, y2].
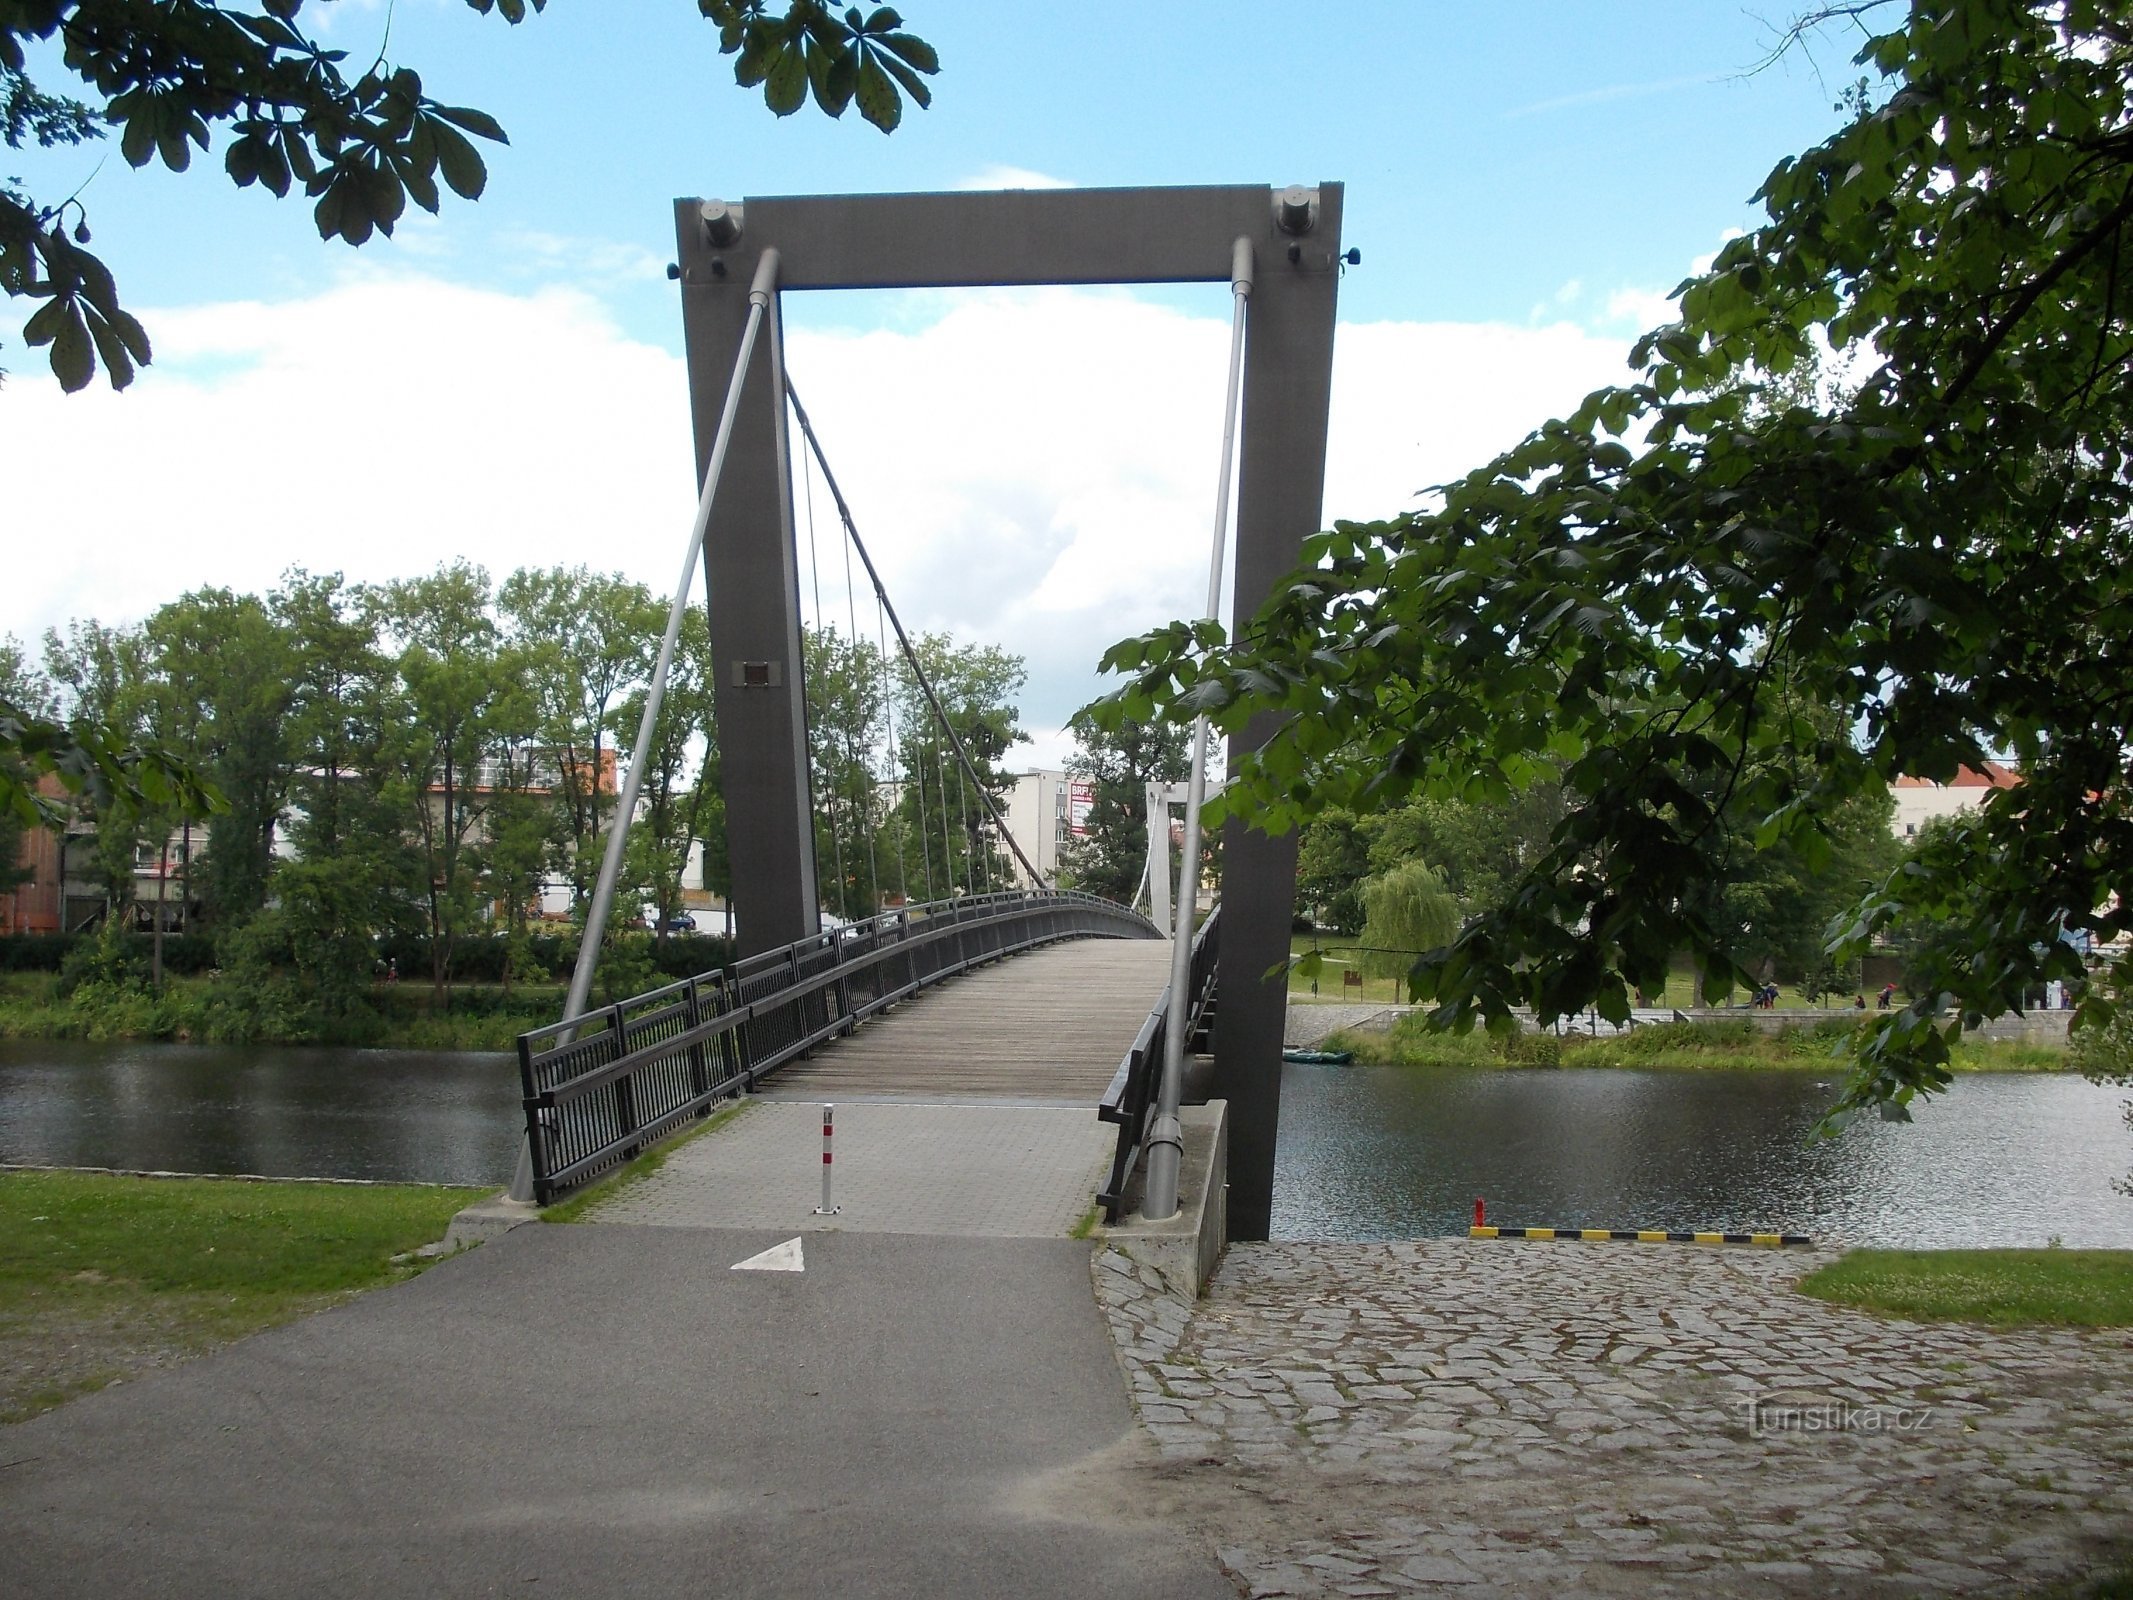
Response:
[0, 1039, 519, 1187]
[1273, 1063, 2133, 1248]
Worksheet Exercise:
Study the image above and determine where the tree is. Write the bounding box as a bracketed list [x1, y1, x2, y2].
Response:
[40, 617, 148, 913]
[0, 636, 53, 898]
[623, 605, 719, 940]
[802, 623, 889, 919]
[1060, 707, 1188, 906]
[500, 567, 662, 915]
[377, 561, 501, 998]
[3, 1, 938, 391]
[1295, 809, 1366, 934]
[1105, 0, 2133, 1123]
[887, 633, 1024, 900]
[1357, 859, 1460, 980]
[269, 570, 418, 1005]
[143, 588, 296, 925]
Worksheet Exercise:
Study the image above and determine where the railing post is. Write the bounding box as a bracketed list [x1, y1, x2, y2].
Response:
[685, 978, 711, 1101]
[611, 1002, 641, 1159]
[517, 1032, 550, 1205]
[834, 929, 855, 1034]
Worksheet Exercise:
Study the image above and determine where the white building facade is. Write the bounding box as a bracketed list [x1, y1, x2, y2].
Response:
[1000, 768, 1091, 888]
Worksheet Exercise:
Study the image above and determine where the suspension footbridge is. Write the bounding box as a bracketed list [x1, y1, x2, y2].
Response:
[510, 183, 1343, 1244]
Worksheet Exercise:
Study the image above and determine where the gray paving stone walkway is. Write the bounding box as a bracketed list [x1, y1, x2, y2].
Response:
[1093, 1238, 2133, 1597]
[589, 1099, 1112, 1236]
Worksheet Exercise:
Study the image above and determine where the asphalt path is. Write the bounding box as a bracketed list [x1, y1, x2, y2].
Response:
[0, 1224, 1232, 1599]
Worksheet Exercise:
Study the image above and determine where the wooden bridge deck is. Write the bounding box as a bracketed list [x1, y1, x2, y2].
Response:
[761, 936, 1172, 1103]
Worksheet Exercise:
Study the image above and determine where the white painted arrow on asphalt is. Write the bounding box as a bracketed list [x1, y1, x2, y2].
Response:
[731, 1237, 805, 1273]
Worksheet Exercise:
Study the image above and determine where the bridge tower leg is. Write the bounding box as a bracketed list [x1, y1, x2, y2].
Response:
[672, 187, 1341, 1231]
[675, 212, 819, 955]
[1218, 197, 1341, 1241]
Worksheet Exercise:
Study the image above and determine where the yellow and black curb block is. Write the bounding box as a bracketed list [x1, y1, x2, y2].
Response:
[1470, 1226, 1812, 1247]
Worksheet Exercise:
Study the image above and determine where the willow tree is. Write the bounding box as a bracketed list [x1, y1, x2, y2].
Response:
[1358, 860, 1460, 981]
[1105, 0, 2133, 1125]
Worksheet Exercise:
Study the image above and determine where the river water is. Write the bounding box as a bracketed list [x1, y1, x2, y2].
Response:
[2, 1040, 2129, 1247]
[1273, 1061, 2133, 1247]
[0, 1039, 521, 1188]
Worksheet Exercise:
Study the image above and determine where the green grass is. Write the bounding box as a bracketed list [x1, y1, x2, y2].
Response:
[1288, 937, 1901, 1012]
[1798, 1248, 2133, 1327]
[0, 1170, 475, 1421]
[539, 1098, 753, 1223]
[1325, 1013, 2070, 1073]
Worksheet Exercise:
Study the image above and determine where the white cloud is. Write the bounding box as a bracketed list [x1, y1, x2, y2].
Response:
[1504, 73, 1718, 121]
[1604, 285, 1679, 332]
[953, 164, 1073, 191]
[1, 272, 1635, 764]
[0, 275, 697, 649]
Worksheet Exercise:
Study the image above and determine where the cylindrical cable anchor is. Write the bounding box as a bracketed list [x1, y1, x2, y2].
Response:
[813, 1103, 841, 1216]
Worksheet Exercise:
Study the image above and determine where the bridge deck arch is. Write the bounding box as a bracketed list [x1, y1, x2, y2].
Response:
[759, 939, 1171, 1104]
[570, 937, 1172, 1235]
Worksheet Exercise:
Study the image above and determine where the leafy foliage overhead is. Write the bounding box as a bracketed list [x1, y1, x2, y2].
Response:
[1102, 0, 2133, 1125]
[1, 0, 937, 390]
[0, 699, 220, 829]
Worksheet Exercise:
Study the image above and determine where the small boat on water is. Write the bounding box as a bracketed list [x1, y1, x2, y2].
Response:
[1282, 1047, 1356, 1066]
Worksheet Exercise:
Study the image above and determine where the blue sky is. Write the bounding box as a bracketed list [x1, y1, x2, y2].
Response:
[4, 0, 1876, 761]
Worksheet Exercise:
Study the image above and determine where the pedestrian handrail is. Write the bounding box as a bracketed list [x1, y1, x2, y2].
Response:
[515, 889, 1160, 1204]
[1097, 902, 1220, 1221]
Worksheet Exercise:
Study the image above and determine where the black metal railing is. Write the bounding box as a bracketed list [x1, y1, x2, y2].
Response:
[516, 889, 1160, 1204]
[1096, 902, 1220, 1221]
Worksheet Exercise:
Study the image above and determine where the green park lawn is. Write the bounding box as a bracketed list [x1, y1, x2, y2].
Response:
[1287, 934, 1890, 1011]
[0, 1170, 474, 1423]
[1797, 1249, 2133, 1328]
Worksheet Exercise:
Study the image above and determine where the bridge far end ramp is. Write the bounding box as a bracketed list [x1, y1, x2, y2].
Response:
[759, 937, 1172, 1104]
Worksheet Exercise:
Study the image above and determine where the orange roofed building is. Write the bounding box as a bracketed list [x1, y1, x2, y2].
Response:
[1890, 761, 2021, 840]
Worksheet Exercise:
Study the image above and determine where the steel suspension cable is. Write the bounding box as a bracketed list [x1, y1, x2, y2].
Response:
[799, 423, 850, 921]
[953, 746, 976, 892]
[874, 592, 916, 908]
[784, 377, 1051, 890]
[935, 740, 956, 894]
[512, 248, 783, 1204]
[839, 502, 883, 914]
[1147, 236, 1254, 1223]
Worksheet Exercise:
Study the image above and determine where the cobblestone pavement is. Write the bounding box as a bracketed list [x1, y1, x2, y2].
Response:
[1092, 1239, 2133, 1597]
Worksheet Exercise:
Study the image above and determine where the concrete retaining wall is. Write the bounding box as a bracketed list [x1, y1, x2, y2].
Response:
[1102, 1100, 1228, 1297]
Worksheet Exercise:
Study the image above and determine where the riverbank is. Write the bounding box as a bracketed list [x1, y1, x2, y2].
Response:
[0, 1169, 474, 1423]
[0, 972, 554, 1051]
[1326, 1011, 2070, 1072]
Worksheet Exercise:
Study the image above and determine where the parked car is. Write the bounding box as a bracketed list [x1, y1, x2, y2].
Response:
[656, 913, 698, 933]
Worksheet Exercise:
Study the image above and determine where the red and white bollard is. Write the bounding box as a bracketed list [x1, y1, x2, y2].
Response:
[813, 1103, 840, 1216]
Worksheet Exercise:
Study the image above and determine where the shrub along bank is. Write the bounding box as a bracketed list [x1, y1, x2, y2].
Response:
[0, 927, 737, 1050]
[1328, 1014, 2067, 1073]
